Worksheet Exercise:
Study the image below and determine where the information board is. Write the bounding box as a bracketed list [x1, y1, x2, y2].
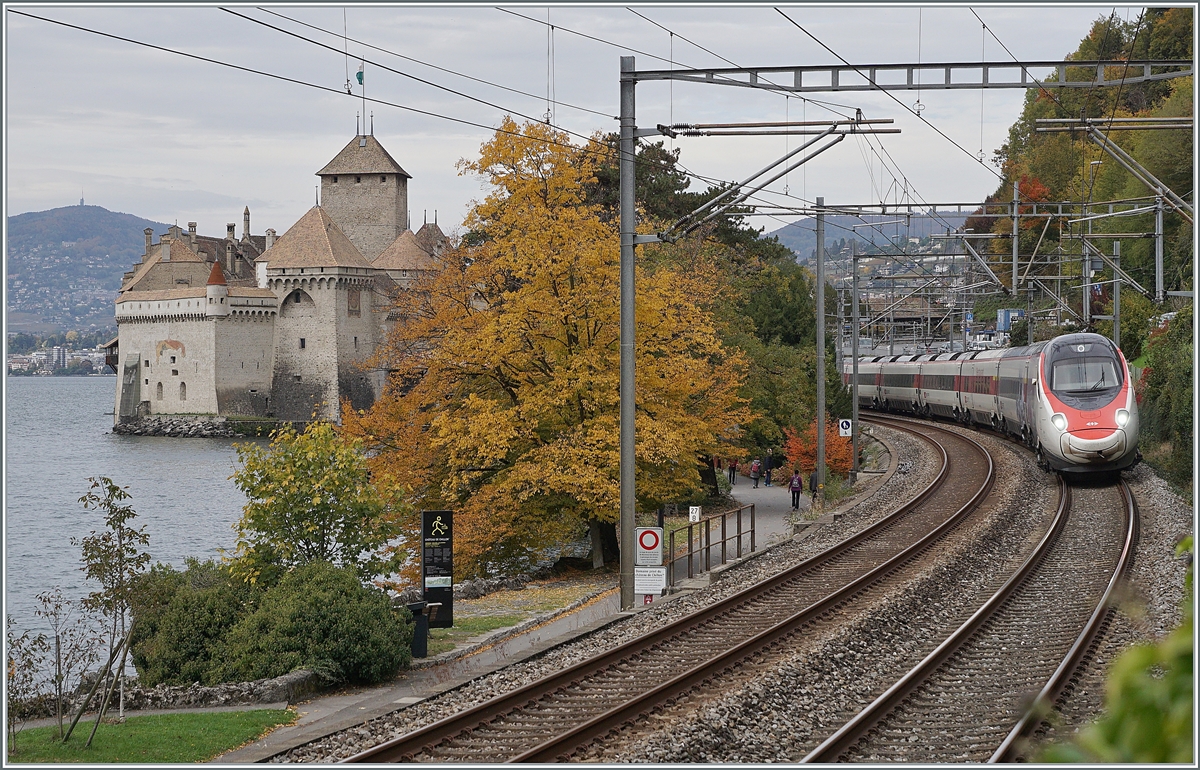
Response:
[422, 510, 454, 628]
[634, 566, 667, 595]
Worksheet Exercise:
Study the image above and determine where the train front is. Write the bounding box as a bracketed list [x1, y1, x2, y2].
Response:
[1038, 333, 1140, 473]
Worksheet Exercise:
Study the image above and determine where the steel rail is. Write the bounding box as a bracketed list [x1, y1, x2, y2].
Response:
[341, 419, 989, 763]
[510, 423, 995, 762]
[800, 474, 1073, 763]
[989, 480, 1139, 762]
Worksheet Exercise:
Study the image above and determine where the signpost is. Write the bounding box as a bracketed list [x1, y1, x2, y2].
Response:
[839, 418, 852, 437]
[688, 506, 701, 523]
[421, 510, 453, 628]
[635, 527, 664, 604]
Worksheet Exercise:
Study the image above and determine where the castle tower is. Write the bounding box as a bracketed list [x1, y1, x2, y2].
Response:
[316, 135, 411, 261]
[206, 261, 229, 317]
[260, 205, 381, 422]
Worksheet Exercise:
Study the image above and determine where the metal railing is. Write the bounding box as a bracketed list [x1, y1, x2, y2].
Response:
[665, 504, 755, 588]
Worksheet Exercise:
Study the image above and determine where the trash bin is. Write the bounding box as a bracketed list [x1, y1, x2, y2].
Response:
[407, 602, 430, 658]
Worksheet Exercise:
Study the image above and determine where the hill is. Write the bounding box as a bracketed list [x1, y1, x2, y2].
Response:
[766, 212, 970, 262]
[6, 204, 170, 333]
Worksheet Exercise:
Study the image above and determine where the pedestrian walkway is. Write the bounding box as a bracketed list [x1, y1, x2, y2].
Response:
[727, 471, 814, 546]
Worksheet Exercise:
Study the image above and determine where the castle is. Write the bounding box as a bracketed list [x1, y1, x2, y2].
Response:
[110, 134, 445, 426]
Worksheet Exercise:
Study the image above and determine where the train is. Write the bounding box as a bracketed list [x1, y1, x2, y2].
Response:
[843, 332, 1140, 474]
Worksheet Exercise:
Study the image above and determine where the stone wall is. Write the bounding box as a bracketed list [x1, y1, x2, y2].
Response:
[112, 415, 239, 438]
[22, 669, 322, 719]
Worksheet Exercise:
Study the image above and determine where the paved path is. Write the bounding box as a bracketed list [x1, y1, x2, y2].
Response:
[727, 472, 815, 546]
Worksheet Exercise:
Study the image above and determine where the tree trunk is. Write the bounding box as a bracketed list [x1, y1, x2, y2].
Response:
[589, 519, 605, 570]
[698, 455, 720, 496]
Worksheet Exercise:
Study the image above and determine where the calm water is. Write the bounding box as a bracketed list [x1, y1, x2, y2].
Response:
[4, 376, 256, 633]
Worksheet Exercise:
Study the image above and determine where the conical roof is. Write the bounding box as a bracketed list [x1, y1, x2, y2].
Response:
[316, 135, 411, 178]
[374, 230, 435, 271]
[259, 206, 373, 269]
[206, 261, 226, 286]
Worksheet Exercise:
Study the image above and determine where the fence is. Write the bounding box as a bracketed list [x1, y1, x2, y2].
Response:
[664, 504, 755, 588]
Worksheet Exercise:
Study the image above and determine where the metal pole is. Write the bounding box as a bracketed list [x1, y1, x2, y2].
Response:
[1012, 179, 1019, 291]
[851, 240, 860, 483]
[1027, 283, 1035, 345]
[816, 197, 826, 505]
[1155, 193, 1164, 303]
[618, 56, 636, 610]
[1113, 241, 1121, 348]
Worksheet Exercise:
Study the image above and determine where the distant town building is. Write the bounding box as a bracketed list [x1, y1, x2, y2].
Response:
[110, 133, 446, 425]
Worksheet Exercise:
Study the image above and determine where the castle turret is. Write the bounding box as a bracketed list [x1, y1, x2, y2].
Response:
[206, 261, 229, 317]
[243, 207, 251, 242]
[144, 228, 153, 255]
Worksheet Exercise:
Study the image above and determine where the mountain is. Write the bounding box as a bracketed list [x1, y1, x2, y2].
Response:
[767, 212, 971, 262]
[6, 205, 171, 333]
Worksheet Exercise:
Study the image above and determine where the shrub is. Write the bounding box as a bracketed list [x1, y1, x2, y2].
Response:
[210, 561, 412, 686]
[130, 560, 262, 687]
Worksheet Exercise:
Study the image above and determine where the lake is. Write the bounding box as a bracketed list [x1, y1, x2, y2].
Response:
[4, 376, 255, 633]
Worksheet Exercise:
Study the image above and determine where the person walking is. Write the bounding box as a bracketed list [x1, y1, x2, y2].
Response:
[808, 468, 820, 507]
[764, 448, 774, 486]
[750, 458, 762, 488]
[727, 458, 738, 486]
[788, 469, 804, 511]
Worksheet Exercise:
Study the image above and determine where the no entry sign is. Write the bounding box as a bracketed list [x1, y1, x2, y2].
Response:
[635, 527, 663, 566]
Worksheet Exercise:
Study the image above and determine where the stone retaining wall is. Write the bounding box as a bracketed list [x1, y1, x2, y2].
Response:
[23, 669, 322, 719]
[112, 415, 240, 438]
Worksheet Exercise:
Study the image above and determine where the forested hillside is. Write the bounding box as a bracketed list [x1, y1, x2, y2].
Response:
[6, 205, 170, 331]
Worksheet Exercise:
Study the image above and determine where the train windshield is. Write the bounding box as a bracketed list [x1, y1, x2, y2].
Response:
[1046, 338, 1123, 401]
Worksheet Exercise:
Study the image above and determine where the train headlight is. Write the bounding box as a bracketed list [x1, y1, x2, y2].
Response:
[1051, 413, 1067, 432]
[1116, 409, 1130, 427]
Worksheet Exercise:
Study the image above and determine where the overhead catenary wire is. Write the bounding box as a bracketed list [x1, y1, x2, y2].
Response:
[259, 7, 614, 119]
[5, 7, 757, 222]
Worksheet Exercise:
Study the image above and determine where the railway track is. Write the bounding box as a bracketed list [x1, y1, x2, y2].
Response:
[800, 477, 1137, 763]
[343, 418, 996, 763]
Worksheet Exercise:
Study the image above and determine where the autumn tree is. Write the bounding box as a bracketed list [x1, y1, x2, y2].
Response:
[346, 118, 748, 578]
[229, 422, 407, 587]
[783, 417, 854, 478]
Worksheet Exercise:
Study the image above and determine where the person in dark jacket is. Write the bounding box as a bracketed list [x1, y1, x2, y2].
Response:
[788, 469, 804, 511]
[808, 469, 819, 505]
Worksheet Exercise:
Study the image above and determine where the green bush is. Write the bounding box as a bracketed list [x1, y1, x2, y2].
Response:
[131, 560, 262, 686]
[210, 561, 412, 686]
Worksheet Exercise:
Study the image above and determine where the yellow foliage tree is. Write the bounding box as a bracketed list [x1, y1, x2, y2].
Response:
[344, 118, 748, 580]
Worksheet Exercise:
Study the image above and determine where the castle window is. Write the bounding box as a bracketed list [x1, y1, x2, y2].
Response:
[294, 293, 301, 303]
[380, 175, 386, 183]
[179, 382, 186, 401]
[171, 369, 179, 376]
[355, 176, 361, 183]
[331, 176, 338, 183]
[354, 336, 358, 350]
[170, 356, 176, 364]
[144, 378, 149, 386]
[220, 297, 225, 303]
[299, 338, 306, 349]
[156, 382, 163, 400]
[293, 375, 302, 382]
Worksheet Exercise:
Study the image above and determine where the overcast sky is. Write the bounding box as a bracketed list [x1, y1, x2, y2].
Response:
[5, 3, 1144, 240]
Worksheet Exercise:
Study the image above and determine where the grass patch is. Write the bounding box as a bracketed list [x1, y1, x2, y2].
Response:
[427, 614, 526, 655]
[5, 709, 295, 763]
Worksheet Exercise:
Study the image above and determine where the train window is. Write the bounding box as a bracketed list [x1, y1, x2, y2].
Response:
[1051, 358, 1120, 393]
